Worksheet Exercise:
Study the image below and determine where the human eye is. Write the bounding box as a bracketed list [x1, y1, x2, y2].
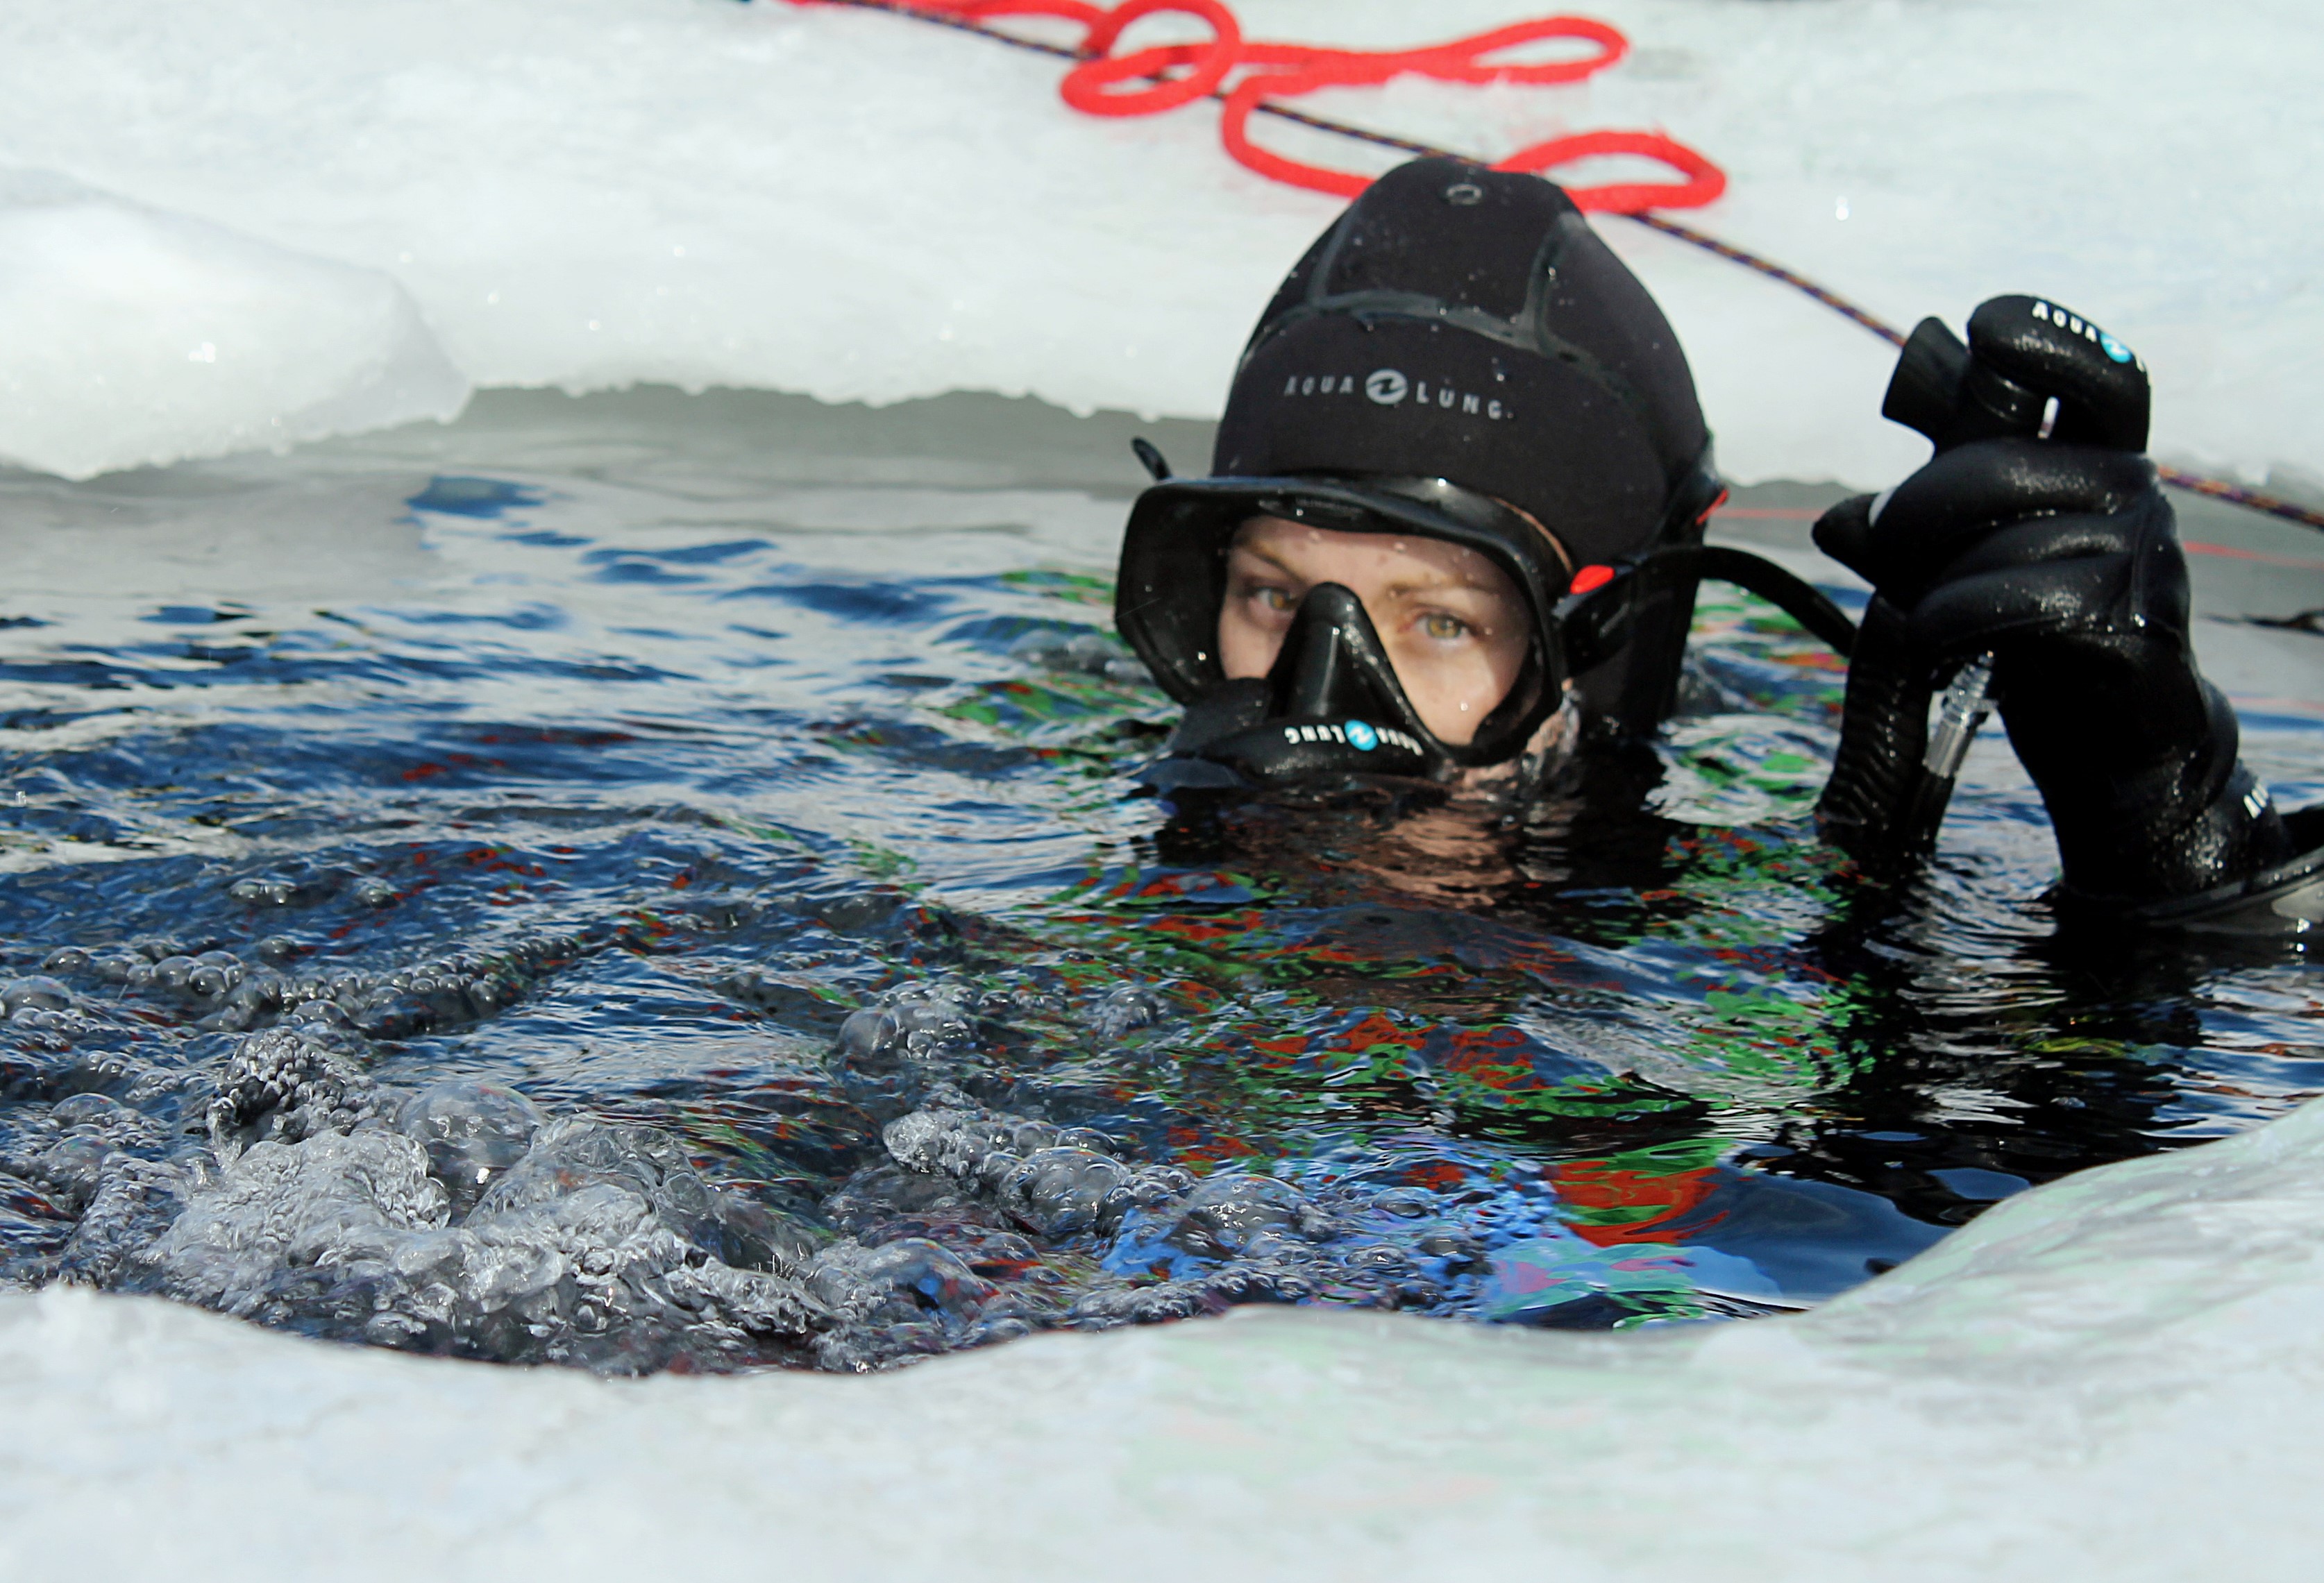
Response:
[1419, 611, 1470, 641]
[1229, 572, 1297, 616]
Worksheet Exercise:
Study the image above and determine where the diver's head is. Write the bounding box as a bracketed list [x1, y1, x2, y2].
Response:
[1115, 155, 1720, 791]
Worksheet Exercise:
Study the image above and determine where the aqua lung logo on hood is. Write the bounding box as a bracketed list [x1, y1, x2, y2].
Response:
[1277, 368, 1510, 421]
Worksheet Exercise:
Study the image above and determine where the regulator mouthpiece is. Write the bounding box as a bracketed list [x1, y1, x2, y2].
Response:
[1883, 295, 2150, 456]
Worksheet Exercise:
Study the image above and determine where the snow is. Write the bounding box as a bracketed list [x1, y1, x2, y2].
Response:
[6, 1092, 2324, 1579]
[0, 0, 2318, 486]
[0, 170, 464, 479]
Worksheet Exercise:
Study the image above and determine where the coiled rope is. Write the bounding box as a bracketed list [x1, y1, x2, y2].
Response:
[777, 0, 2324, 535]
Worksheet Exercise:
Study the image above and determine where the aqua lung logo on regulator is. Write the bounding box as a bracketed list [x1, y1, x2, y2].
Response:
[1278, 367, 1511, 421]
[1279, 718, 1418, 755]
[2030, 300, 2141, 368]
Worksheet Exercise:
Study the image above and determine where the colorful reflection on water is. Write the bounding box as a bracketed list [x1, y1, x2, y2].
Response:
[2, 391, 2320, 1370]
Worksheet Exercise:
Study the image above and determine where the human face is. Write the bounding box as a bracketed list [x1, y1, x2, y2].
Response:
[1216, 516, 1531, 747]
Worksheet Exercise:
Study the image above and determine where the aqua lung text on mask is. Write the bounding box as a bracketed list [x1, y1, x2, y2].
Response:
[1277, 369, 1512, 421]
[1278, 720, 1425, 755]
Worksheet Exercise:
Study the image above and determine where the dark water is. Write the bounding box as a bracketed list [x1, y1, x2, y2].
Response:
[3, 387, 2322, 1373]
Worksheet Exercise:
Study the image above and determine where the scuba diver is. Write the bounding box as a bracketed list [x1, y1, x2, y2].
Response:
[1111, 155, 2324, 934]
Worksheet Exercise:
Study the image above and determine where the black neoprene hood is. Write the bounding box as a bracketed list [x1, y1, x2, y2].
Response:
[1116, 155, 1721, 743]
[1210, 155, 1712, 567]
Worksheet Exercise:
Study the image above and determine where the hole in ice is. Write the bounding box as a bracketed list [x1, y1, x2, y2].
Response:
[2, 389, 2319, 1375]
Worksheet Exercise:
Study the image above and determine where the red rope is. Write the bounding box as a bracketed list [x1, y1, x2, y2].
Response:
[783, 0, 1725, 212]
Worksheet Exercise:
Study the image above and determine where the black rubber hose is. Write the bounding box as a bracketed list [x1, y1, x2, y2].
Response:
[1676, 544, 1859, 657]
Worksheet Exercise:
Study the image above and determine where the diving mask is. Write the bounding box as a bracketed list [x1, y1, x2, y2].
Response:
[1115, 467, 1855, 790]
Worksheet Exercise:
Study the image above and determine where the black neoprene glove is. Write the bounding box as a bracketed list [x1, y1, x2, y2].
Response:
[1810, 297, 2292, 910]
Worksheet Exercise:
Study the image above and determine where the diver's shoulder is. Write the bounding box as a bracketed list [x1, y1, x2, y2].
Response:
[2059, 821, 2324, 937]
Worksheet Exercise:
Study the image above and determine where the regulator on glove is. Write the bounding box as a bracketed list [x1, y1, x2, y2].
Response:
[1812, 294, 2321, 929]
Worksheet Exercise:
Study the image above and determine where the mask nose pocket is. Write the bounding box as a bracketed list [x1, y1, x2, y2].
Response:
[1265, 583, 1413, 725]
[1145, 584, 1447, 790]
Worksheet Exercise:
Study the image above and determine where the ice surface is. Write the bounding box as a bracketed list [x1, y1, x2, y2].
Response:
[6, 1091, 2324, 1579]
[0, 0, 2318, 485]
[0, 169, 464, 478]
